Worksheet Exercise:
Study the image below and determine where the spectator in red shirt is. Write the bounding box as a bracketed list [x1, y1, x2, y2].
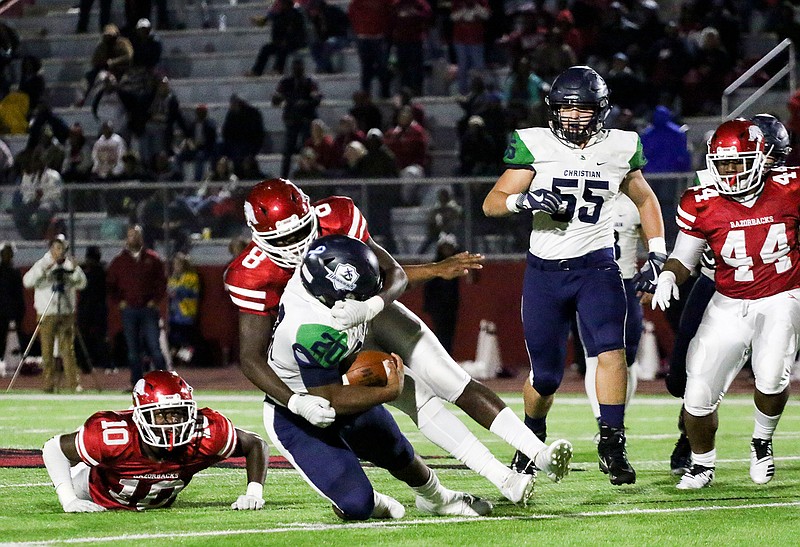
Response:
[451, 0, 490, 95]
[385, 105, 430, 173]
[390, 0, 433, 97]
[304, 119, 339, 171]
[332, 114, 365, 168]
[348, 0, 392, 98]
[106, 224, 168, 390]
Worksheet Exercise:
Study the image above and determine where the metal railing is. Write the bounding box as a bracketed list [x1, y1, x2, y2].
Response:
[722, 38, 796, 119]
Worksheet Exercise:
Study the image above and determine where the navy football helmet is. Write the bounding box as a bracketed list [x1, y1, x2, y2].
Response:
[546, 65, 610, 145]
[750, 113, 791, 167]
[300, 235, 382, 308]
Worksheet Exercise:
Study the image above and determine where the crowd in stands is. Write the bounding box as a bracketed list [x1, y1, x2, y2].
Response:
[0, 0, 798, 248]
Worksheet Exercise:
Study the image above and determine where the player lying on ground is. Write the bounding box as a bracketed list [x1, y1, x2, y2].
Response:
[262, 234, 492, 519]
[42, 370, 268, 512]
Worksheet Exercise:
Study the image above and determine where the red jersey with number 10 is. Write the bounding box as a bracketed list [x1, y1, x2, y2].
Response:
[75, 408, 237, 510]
[675, 168, 800, 299]
[223, 196, 371, 317]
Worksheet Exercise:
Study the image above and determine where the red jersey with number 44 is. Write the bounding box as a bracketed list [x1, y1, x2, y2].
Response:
[75, 408, 237, 510]
[676, 168, 800, 299]
[224, 196, 371, 316]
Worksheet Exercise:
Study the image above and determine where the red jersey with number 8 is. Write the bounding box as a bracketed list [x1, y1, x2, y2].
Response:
[224, 196, 371, 317]
[75, 409, 237, 510]
[676, 168, 800, 299]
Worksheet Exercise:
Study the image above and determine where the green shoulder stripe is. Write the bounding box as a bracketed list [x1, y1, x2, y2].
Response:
[629, 136, 647, 171]
[294, 324, 349, 369]
[503, 131, 536, 166]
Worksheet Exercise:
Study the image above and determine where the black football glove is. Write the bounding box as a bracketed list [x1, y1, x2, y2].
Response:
[516, 189, 562, 215]
[632, 252, 668, 294]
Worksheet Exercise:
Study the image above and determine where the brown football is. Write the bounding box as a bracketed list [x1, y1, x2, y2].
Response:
[343, 350, 393, 387]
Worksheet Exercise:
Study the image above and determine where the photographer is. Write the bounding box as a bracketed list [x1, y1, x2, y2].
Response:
[22, 234, 87, 393]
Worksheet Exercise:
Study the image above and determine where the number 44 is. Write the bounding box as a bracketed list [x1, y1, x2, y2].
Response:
[720, 224, 791, 282]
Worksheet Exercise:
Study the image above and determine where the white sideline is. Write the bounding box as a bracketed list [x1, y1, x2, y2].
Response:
[5, 501, 800, 545]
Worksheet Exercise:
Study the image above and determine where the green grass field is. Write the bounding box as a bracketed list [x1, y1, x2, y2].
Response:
[1, 391, 799, 545]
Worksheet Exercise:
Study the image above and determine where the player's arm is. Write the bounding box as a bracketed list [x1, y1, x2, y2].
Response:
[482, 168, 537, 217]
[622, 170, 668, 295]
[366, 236, 408, 305]
[42, 432, 105, 513]
[307, 353, 405, 415]
[239, 312, 335, 427]
[403, 251, 484, 287]
[229, 428, 269, 511]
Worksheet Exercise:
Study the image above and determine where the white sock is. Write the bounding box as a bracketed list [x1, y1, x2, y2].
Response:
[411, 469, 449, 503]
[626, 362, 638, 407]
[489, 407, 549, 461]
[418, 398, 510, 490]
[692, 449, 716, 468]
[584, 356, 600, 420]
[753, 407, 781, 440]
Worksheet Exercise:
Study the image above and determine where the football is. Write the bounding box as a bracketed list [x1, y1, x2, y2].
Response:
[343, 350, 394, 387]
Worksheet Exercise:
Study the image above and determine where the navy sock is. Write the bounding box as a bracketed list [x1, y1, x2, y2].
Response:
[599, 404, 625, 429]
[524, 414, 547, 442]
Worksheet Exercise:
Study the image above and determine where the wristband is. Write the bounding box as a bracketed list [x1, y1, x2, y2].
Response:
[505, 194, 521, 213]
[648, 237, 667, 255]
[245, 482, 263, 499]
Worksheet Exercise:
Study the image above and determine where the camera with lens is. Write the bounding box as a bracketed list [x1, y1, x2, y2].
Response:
[51, 266, 73, 293]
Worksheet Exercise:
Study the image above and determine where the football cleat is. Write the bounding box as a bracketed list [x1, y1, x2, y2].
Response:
[598, 424, 636, 485]
[534, 439, 573, 483]
[510, 450, 537, 477]
[371, 491, 405, 519]
[750, 438, 775, 485]
[416, 491, 493, 517]
[676, 464, 714, 489]
[500, 471, 535, 505]
[670, 433, 692, 476]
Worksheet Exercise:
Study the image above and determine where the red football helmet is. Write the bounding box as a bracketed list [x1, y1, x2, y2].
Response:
[132, 371, 197, 449]
[243, 178, 318, 268]
[706, 119, 767, 196]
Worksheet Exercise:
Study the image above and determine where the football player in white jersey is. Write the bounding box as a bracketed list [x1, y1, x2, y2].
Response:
[225, 178, 573, 506]
[264, 234, 492, 519]
[664, 114, 794, 482]
[483, 66, 666, 485]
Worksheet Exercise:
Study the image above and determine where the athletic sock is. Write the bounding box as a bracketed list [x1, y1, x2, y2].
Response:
[753, 407, 781, 440]
[490, 407, 548, 459]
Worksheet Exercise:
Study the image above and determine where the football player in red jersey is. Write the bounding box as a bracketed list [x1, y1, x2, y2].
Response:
[652, 118, 800, 489]
[41, 371, 268, 512]
[224, 178, 573, 505]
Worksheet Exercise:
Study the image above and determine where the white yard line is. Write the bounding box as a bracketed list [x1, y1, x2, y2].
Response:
[5, 500, 800, 545]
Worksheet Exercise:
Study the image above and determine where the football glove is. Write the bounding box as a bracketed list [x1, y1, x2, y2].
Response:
[516, 189, 562, 215]
[330, 296, 384, 330]
[63, 498, 106, 513]
[287, 393, 336, 427]
[651, 270, 680, 311]
[632, 252, 668, 294]
[231, 494, 265, 510]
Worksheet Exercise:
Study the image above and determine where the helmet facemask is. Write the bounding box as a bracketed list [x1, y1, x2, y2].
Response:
[547, 100, 608, 146]
[706, 148, 767, 196]
[249, 208, 319, 269]
[132, 397, 197, 449]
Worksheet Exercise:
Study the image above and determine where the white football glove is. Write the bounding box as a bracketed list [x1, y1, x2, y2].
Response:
[231, 495, 265, 510]
[651, 270, 680, 311]
[330, 296, 384, 330]
[287, 393, 336, 427]
[63, 498, 106, 513]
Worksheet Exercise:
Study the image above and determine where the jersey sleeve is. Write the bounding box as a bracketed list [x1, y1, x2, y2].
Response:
[675, 187, 712, 239]
[223, 248, 286, 317]
[628, 135, 646, 171]
[197, 408, 239, 459]
[317, 197, 371, 242]
[502, 130, 535, 169]
[291, 323, 350, 388]
[75, 411, 129, 466]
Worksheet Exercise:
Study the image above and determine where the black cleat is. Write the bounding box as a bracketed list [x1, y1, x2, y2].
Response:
[510, 450, 536, 476]
[598, 424, 636, 485]
[670, 433, 692, 475]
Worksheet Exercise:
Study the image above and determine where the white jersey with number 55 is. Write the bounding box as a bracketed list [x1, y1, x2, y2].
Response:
[504, 127, 646, 259]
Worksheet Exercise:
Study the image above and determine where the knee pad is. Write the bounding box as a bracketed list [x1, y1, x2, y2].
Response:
[754, 370, 790, 396]
[333, 487, 375, 521]
[531, 369, 560, 397]
[683, 379, 719, 418]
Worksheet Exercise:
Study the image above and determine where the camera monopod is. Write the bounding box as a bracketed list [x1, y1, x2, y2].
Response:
[5, 289, 57, 392]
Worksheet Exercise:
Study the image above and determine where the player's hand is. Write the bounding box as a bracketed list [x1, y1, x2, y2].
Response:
[633, 252, 668, 294]
[287, 393, 336, 428]
[384, 353, 405, 398]
[516, 189, 562, 215]
[231, 494, 265, 510]
[433, 252, 484, 279]
[330, 296, 384, 330]
[63, 498, 106, 513]
[651, 271, 680, 311]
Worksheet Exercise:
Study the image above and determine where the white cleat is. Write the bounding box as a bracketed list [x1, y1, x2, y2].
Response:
[416, 491, 493, 517]
[534, 439, 573, 483]
[500, 471, 535, 505]
[371, 491, 406, 519]
[676, 465, 714, 489]
[750, 438, 775, 485]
